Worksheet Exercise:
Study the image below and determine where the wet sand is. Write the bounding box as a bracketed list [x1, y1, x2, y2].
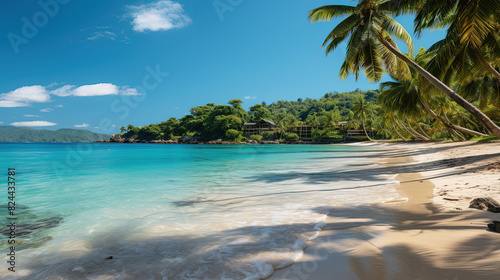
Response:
[270, 141, 500, 280]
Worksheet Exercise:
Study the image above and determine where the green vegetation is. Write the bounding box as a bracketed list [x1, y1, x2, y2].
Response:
[120, 89, 381, 142]
[308, 0, 500, 141]
[249, 135, 263, 142]
[261, 131, 277, 141]
[283, 132, 300, 142]
[0, 126, 109, 143]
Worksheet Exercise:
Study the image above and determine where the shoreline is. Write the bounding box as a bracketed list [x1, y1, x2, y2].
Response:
[270, 141, 500, 279]
[93, 139, 355, 145]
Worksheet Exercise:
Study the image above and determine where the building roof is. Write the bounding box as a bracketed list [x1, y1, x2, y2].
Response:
[260, 119, 277, 126]
[243, 119, 277, 126]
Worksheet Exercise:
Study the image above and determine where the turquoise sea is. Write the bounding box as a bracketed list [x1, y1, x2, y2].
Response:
[0, 143, 400, 280]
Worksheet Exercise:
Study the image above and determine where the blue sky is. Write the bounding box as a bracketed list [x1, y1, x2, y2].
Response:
[0, 0, 446, 134]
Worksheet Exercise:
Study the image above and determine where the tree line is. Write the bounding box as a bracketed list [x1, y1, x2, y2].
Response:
[120, 89, 381, 142]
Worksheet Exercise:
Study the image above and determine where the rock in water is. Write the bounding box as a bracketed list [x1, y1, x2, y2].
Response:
[469, 197, 500, 212]
[0, 216, 63, 237]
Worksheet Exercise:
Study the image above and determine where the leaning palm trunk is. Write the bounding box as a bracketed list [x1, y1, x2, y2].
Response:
[396, 118, 423, 140]
[442, 114, 467, 141]
[417, 94, 488, 137]
[473, 50, 500, 82]
[391, 122, 408, 141]
[406, 120, 430, 140]
[361, 118, 373, 141]
[452, 127, 467, 141]
[378, 34, 500, 138]
[486, 63, 500, 82]
[416, 122, 431, 139]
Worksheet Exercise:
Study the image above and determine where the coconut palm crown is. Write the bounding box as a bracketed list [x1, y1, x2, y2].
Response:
[308, 0, 413, 82]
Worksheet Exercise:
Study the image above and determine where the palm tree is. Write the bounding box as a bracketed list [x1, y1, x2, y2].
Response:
[306, 113, 322, 128]
[322, 110, 341, 127]
[351, 97, 374, 141]
[273, 111, 298, 139]
[411, 0, 500, 81]
[376, 107, 409, 141]
[459, 75, 500, 110]
[309, 0, 500, 137]
[378, 48, 488, 137]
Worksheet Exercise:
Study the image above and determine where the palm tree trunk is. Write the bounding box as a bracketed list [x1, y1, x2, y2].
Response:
[406, 120, 430, 140]
[452, 128, 467, 141]
[417, 93, 488, 137]
[416, 122, 431, 139]
[442, 113, 465, 141]
[361, 118, 373, 141]
[377, 34, 500, 138]
[391, 122, 407, 141]
[396, 118, 421, 140]
[472, 50, 500, 82]
[484, 62, 500, 82]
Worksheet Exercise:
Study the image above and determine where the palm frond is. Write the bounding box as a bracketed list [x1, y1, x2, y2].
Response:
[457, 0, 499, 49]
[362, 38, 383, 82]
[377, 32, 411, 80]
[322, 14, 360, 53]
[308, 5, 356, 23]
[339, 25, 365, 80]
[380, 15, 415, 55]
[414, 0, 457, 36]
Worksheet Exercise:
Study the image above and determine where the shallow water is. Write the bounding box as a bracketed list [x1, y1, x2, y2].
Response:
[0, 143, 400, 279]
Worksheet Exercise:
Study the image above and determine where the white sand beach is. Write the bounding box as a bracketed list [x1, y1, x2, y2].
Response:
[270, 141, 500, 280]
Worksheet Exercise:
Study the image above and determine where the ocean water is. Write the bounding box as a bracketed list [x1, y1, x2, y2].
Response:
[0, 143, 400, 280]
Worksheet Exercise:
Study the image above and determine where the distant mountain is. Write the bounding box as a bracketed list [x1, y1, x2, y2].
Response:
[0, 126, 109, 143]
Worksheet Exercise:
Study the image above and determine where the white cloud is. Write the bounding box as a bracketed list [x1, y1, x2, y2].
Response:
[11, 121, 57, 127]
[0, 122, 3, 124]
[40, 108, 54, 113]
[74, 122, 90, 128]
[46, 82, 59, 88]
[87, 31, 118, 41]
[73, 83, 119, 96]
[24, 114, 42, 118]
[0, 100, 29, 107]
[0, 86, 51, 107]
[119, 86, 141, 96]
[128, 1, 192, 32]
[244, 95, 257, 100]
[1, 84, 140, 106]
[50, 83, 141, 97]
[50, 85, 75, 97]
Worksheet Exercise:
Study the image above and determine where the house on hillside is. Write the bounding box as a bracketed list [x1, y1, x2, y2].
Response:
[292, 125, 315, 139]
[243, 119, 279, 135]
[337, 121, 348, 127]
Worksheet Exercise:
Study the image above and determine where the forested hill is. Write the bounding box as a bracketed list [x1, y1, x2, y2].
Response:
[264, 88, 379, 120]
[0, 126, 109, 143]
[121, 88, 380, 141]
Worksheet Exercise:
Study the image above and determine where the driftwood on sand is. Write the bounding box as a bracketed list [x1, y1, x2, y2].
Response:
[469, 197, 500, 213]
